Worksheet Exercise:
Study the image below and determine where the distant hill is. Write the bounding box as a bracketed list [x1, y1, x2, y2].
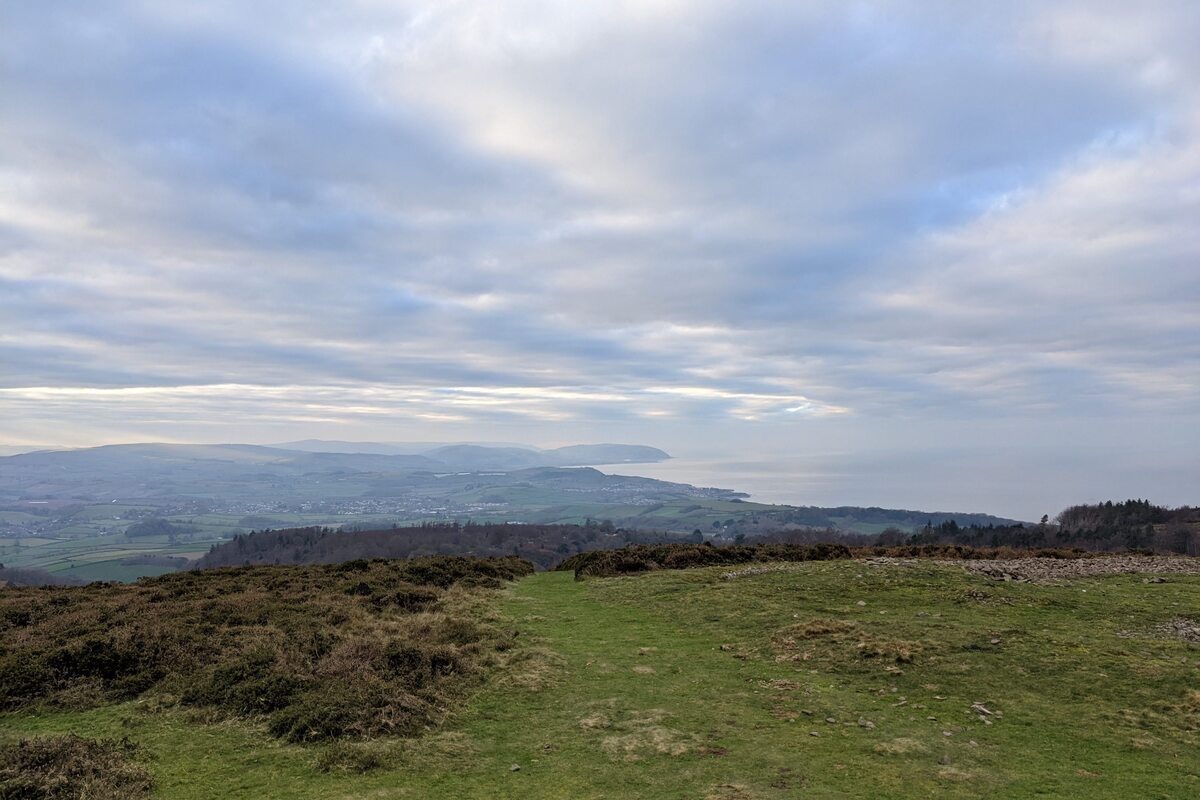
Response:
[0, 565, 84, 586]
[0, 445, 54, 457]
[0, 443, 442, 500]
[274, 440, 672, 468]
[424, 445, 549, 470]
[273, 439, 540, 455]
[0, 441, 1030, 562]
[0, 442, 672, 503]
[547, 443, 671, 465]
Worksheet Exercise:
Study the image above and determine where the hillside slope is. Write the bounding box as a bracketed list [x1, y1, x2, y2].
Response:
[3, 557, 1196, 798]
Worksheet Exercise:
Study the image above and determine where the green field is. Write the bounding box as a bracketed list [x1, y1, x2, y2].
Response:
[0, 534, 228, 581]
[2, 559, 1197, 798]
[0, 507, 374, 581]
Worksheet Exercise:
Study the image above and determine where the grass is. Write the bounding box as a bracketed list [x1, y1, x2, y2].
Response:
[57, 561, 179, 583]
[2, 560, 1197, 798]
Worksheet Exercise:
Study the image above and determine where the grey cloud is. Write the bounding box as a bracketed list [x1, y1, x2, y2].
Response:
[0, 1, 1197, 513]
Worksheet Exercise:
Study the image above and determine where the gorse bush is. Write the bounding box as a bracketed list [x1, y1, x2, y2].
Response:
[854, 544, 1093, 560]
[0, 556, 532, 742]
[557, 542, 1110, 579]
[558, 542, 853, 578]
[0, 735, 153, 800]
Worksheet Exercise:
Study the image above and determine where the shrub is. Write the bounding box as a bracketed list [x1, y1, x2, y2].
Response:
[560, 542, 853, 579]
[313, 741, 390, 773]
[181, 650, 302, 714]
[0, 556, 531, 744]
[0, 735, 153, 800]
[375, 585, 439, 612]
[267, 684, 430, 742]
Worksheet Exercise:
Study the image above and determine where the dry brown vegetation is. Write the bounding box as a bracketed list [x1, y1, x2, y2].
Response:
[0, 556, 533, 742]
[558, 542, 1088, 579]
[557, 542, 853, 578]
[772, 618, 925, 668]
[0, 734, 153, 799]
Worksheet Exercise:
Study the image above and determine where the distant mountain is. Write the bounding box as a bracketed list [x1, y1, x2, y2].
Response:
[0, 441, 672, 503]
[547, 444, 671, 465]
[272, 440, 430, 456]
[0, 445, 55, 457]
[425, 445, 548, 470]
[273, 440, 540, 456]
[0, 443, 440, 502]
[273, 440, 672, 468]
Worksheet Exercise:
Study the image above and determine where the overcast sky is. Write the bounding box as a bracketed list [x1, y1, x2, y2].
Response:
[1, 1, 1197, 517]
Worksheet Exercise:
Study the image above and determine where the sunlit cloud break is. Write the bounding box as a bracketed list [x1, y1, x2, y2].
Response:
[0, 383, 845, 430]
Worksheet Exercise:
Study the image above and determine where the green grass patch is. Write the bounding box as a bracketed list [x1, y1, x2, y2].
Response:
[2, 560, 1197, 798]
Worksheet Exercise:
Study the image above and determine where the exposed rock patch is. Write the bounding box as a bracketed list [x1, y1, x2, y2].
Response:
[864, 555, 1200, 583]
[1121, 617, 1200, 643]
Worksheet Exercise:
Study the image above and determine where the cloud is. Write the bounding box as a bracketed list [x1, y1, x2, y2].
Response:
[0, 1, 1197, 511]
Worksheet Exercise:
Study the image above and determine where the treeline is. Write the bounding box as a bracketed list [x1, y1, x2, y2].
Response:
[763, 506, 1016, 530]
[125, 518, 196, 538]
[895, 500, 1198, 555]
[0, 565, 84, 587]
[195, 500, 1199, 574]
[195, 521, 701, 571]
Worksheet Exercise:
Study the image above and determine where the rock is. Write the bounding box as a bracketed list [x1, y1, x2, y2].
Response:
[958, 555, 1200, 584]
[857, 718, 876, 729]
[856, 601, 867, 606]
[509, 764, 521, 772]
[825, 717, 837, 724]
[810, 731, 820, 737]
[938, 755, 952, 765]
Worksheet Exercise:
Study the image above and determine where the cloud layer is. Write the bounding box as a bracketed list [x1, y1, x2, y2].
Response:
[2, 1, 1197, 513]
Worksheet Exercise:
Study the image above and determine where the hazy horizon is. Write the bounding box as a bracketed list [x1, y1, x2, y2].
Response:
[2, 2, 1197, 519]
[1, 434, 1191, 522]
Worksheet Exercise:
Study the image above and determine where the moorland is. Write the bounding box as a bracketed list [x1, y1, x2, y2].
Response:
[1, 543, 1197, 798]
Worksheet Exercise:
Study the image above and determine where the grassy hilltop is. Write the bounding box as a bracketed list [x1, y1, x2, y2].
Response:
[1, 551, 1198, 798]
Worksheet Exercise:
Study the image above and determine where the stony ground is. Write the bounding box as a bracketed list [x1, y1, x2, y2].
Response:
[847, 554, 1200, 583]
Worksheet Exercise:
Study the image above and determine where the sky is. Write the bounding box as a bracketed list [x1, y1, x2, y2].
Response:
[1, 1, 1198, 518]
